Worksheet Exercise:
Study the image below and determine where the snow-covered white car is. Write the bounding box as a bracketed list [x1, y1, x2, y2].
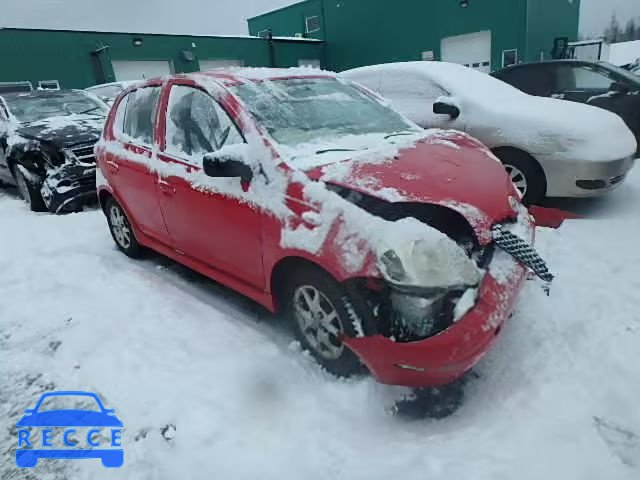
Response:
[86, 81, 137, 106]
[96, 68, 554, 390]
[341, 62, 638, 204]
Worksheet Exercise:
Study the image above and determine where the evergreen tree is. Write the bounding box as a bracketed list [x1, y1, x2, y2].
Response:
[604, 14, 622, 43]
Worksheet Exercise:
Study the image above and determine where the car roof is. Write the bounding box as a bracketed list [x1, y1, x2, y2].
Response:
[132, 67, 337, 89]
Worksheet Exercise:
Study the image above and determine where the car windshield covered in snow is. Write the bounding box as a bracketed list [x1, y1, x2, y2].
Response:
[230, 77, 418, 147]
[4, 91, 108, 123]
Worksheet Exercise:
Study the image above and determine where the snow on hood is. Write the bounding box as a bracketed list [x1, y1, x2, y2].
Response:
[301, 130, 517, 244]
[16, 114, 105, 148]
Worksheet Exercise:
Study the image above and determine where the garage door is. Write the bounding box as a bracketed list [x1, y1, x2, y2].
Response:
[112, 60, 172, 81]
[441, 31, 492, 73]
[198, 59, 244, 71]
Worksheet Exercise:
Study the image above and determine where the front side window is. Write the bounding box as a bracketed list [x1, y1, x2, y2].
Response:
[123, 87, 161, 145]
[165, 85, 243, 160]
[380, 71, 446, 102]
[230, 78, 417, 149]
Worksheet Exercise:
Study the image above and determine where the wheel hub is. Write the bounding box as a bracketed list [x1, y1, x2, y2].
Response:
[504, 164, 528, 197]
[109, 206, 131, 249]
[293, 285, 345, 360]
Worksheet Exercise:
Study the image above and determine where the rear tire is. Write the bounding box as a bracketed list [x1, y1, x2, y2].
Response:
[282, 265, 368, 377]
[105, 197, 145, 258]
[493, 149, 546, 206]
[13, 165, 46, 212]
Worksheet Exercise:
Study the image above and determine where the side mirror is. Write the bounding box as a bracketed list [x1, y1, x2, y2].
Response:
[610, 81, 630, 94]
[203, 153, 253, 184]
[433, 101, 460, 119]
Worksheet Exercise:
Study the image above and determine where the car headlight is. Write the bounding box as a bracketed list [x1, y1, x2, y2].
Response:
[380, 249, 406, 282]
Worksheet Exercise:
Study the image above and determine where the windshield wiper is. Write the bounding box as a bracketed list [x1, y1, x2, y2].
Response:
[315, 148, 359, 154]
[384, 132, 416, 140]
[77, 106, 102, 115]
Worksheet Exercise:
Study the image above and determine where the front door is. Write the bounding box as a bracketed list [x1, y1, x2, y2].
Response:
[105, 86, 171, 244]
[156, 83, 265, 289]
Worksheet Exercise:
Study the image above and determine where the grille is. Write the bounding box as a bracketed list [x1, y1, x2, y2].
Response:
[610, 174, 626, 186]
[492, 224, 554, 283]
[71, 143, 97, 165]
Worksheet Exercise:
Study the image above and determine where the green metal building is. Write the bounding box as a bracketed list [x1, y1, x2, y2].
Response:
[0, 28, 324, 90]
[248, 0, 581, 72]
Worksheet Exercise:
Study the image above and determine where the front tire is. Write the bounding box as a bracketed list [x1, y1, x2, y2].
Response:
[13, 165, 46, 212]
[283, 266, 367, 377]
[493, 149, 546, 205]
[105, 197, 144, 258]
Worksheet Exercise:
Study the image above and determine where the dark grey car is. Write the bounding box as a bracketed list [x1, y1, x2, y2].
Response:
[0, 90, 108, 213]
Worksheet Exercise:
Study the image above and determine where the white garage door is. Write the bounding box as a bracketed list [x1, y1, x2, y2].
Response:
[112, 60, 172, 81]
[198, 59, 244, 71]
[441, 31, 492, 73]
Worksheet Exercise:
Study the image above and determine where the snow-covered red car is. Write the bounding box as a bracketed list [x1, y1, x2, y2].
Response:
[95, 68, 552, 388]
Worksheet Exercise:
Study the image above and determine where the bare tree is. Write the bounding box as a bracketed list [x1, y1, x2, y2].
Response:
[604, 13, 622, 43]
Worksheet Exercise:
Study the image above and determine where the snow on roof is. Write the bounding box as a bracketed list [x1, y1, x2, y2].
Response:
[194, 66, 336, 83]
[343, 61, 524, 99]
[608, 40, 640, 66]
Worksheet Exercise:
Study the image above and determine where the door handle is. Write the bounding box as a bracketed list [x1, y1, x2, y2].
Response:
[106, 160, 119, 173]
[157, 179, 176, 195]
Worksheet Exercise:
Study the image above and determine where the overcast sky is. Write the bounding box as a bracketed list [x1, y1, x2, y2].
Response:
[2, 0, 639, 38]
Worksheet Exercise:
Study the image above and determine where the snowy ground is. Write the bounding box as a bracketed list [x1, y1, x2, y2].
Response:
[1, 170, 640, 480]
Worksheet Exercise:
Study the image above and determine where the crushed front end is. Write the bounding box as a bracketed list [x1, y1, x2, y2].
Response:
[40, 142, 98, 213]
[342, 204, 548, 388]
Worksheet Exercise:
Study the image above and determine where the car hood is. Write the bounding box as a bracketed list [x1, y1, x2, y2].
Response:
[468, 93, 637, 160]
[304, 132, 517, 244]
[16, 410, 123, 427]
[16, 114, 105, 149]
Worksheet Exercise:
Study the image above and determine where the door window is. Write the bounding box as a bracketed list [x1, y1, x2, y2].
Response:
[380, 71, 446, 102]
[571, 66, 614, 90]
[123, 87, 161, 146]
[164, 85, 243, 161]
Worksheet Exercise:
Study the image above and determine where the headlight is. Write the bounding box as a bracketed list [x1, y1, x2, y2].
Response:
[380, 249, 406, 282]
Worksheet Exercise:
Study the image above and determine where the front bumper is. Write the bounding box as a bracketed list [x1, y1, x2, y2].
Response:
[541, 155, 636, 198]
[344, 258, 527, 388]
[41, 165, 97, 213]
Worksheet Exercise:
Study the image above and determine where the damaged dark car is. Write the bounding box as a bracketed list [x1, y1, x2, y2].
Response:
[0, 90, 108, 213]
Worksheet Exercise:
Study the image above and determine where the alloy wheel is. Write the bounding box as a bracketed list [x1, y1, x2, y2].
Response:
[293, 285, 345, 360]
[505, 164, 528, 197]
[109, 205, 132, 249]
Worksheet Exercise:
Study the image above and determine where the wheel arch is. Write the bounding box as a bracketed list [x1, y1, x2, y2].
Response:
[491, 146, 548, 194]
[269, 256, 342, 313]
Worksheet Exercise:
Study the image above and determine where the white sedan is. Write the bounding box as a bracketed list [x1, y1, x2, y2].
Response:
[342, 62, 637, 204]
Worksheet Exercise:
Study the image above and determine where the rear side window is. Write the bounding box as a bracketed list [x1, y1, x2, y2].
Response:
[496, 66, 552, 97]
[164, 85, 243, 161]
[123, 87, 161, 145]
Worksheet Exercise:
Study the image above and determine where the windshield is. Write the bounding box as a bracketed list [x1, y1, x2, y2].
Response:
[5, 91, 108, 122]
[230, 77, 418, 146]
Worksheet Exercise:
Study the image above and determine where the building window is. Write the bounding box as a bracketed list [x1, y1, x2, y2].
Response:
[305, 16, 321, 34]
[258, 29, 271, 39]
[38, 80, 60, 90]
[298, 59, 321, 69]
[502, 49, 518, 68]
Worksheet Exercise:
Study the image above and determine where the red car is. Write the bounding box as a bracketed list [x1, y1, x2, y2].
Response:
[95, 69, 552, 388]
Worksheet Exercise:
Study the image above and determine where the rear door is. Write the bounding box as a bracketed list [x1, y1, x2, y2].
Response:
[155, 81, 265, 288]
[105, 86, 171, 244]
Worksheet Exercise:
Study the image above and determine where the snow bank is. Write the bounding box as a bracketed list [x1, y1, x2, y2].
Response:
[2, 167, 640, 479]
